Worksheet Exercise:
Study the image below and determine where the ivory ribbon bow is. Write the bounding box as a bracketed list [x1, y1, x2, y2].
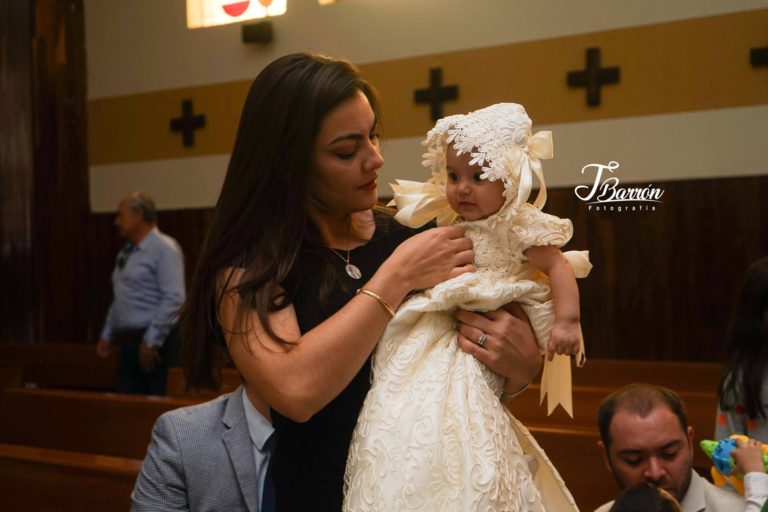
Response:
[539, 249, 592, 418]
[503, 130, 553, 211]
[388, 180, 458, 228]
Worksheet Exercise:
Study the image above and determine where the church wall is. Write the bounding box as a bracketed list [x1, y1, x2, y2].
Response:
[84, 1, 768, 211]
[78, 0, 768, 360]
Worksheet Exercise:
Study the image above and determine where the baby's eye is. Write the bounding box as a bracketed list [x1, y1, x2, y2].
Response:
[447, 172, 459, 183]
[473, 172, 484, 182]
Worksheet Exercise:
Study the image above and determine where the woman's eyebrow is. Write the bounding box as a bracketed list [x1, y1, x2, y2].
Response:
[328, 120, 377, 145]
[329, 133, 363, 145]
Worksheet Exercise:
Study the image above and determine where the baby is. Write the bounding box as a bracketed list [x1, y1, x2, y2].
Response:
[442, 134, 582, 363]
[343, 103, 590, 511]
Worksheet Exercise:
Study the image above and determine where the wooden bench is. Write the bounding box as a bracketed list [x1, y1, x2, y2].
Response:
[0, 361, 24, 389]
[165, 366, 242, 399]
[0, 388, 198, 459]
[0, 443, 140, 512]
[525, 425, 612, 512]
[0, 342, 118, 390]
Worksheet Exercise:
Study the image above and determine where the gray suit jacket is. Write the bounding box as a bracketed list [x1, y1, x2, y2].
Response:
[131, 386, 261, 512]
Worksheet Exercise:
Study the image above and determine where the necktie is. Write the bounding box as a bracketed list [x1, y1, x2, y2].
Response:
[261, 432, 276, 512]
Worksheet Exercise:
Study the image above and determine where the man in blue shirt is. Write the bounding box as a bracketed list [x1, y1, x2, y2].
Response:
[96, 192, 185, 395]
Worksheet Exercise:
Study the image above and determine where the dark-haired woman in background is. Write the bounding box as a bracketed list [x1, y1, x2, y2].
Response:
[179, 53, 542, 511]
[717, 256, 768, 442]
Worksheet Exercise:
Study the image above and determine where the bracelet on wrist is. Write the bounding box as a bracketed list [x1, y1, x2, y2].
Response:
[356, 289, 396, 318]
[500, 382, 530, 402]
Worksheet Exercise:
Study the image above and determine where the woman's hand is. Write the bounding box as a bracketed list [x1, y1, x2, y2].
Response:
[455, 302, 542, 391]
[381, 226, 475, 293]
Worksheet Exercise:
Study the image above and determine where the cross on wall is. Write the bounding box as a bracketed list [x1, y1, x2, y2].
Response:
[170, 99, 206, 147]
[567, 47, 621, 107]
[414, 67, 460, 121]
[751, 46, 768, 67]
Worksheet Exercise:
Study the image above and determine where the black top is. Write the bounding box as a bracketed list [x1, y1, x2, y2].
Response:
[271, 211, 424, 511]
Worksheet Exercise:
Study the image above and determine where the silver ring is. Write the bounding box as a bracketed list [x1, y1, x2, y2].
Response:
[477, 333, 487, 347]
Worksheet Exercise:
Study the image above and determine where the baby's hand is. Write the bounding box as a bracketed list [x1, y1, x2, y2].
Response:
[546, 321, 580, 361]
[732, 438, 766, 475]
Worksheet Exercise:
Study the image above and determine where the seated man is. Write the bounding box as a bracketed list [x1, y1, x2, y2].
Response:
[131, 383, 274, 512]
[594, 383, 768, 512]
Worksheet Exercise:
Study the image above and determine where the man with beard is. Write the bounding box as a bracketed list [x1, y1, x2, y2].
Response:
[594, 384, 767, 512]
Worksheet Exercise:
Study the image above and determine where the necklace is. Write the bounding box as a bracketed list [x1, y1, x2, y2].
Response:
[330, 221, 362, 280]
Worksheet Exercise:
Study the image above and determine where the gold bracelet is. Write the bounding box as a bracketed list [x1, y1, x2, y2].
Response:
[356, 289, 396, 318]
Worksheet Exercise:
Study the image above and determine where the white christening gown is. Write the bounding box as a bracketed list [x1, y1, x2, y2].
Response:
[343, 203, 590, 511]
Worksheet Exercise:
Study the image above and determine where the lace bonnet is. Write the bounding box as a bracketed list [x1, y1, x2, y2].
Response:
[421, 103, 553, 219]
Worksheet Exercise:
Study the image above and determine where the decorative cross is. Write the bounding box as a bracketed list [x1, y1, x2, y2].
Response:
[751, 46, 768, 67]
[414, 67, 459, 121]
[567, 47, 620, 107]
[170, 99, 206, 147]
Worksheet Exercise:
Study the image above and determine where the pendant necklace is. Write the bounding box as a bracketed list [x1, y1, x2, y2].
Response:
[331, 221, 362, 280]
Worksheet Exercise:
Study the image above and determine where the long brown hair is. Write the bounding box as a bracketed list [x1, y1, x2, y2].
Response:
[718, 257, 768, 419]
[179, 53, 381, 390]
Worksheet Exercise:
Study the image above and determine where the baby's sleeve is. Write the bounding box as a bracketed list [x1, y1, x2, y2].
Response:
[510, 203, 573, 251]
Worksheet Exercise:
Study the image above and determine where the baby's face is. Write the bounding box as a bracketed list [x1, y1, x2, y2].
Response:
[445, 146, 506, 221]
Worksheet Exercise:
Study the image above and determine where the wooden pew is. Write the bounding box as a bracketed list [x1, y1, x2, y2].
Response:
[165, 366, 242, 399]
[0, 361, 24, 390]
[0, 342, 118, 390]
[526, 425, 612, 512]
[571, 359, 724, 393]
[0, 388, 197, 459]
[0, 443, 140, 512]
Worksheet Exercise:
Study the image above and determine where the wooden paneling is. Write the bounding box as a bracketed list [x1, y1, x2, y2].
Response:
[31, 0, 91, 342]
[0, 0, 35, 341]
[546, 174, 768, 361]
[9, 174, 766, 361]
[77, 175, 767, 361]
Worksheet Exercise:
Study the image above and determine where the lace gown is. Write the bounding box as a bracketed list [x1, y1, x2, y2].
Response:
[343, 203, 587, 511]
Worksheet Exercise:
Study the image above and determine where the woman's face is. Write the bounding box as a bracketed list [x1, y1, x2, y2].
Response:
[309, 91, 383, 215]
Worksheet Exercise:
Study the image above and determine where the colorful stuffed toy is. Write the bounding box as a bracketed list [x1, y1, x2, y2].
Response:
[700, 435, 768, 494]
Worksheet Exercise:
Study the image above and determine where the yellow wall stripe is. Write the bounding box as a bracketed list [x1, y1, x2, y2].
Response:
[88, 9, 768, 165]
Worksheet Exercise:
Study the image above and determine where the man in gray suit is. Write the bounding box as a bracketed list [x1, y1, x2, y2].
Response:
[131, 385, 274, 512]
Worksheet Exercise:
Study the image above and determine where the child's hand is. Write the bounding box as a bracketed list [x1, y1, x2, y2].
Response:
[732, 438, 766, 475]
[546, 321, 580, 361]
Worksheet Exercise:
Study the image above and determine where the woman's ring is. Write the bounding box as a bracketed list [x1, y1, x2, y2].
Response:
[477, 333, 487, 347]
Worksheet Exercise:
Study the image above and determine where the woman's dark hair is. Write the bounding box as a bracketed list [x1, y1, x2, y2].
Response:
[718, 257, 768, 419]
[179, 53, 381, 390]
